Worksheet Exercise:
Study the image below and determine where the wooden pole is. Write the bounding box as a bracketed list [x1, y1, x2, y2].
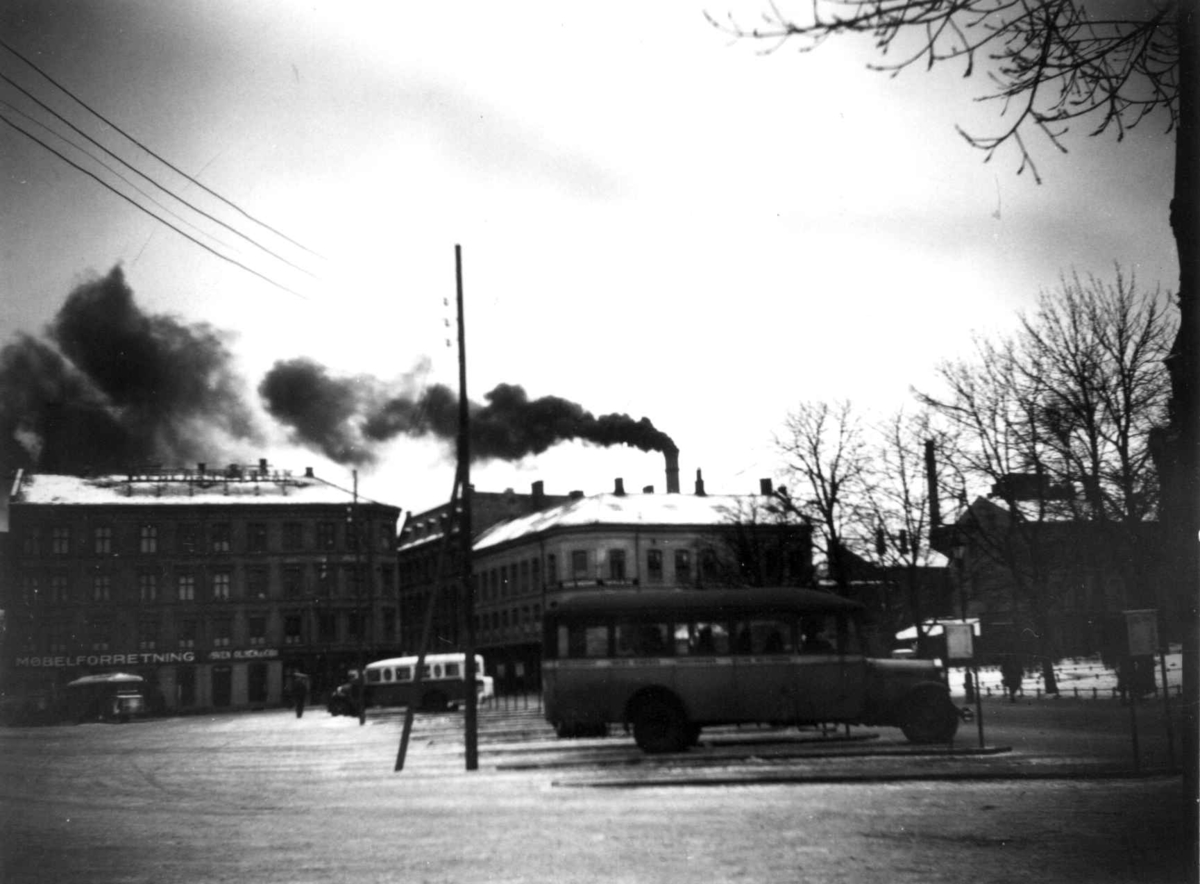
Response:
[457, 244, 478, 771]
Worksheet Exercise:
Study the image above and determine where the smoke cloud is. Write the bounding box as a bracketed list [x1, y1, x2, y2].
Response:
[262, 362, 677, 465]
[0, 266, 261, 473]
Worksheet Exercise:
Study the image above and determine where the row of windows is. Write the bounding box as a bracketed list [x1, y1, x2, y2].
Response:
[472, 548, 698, 599]
[551, 613, 853, 660]
[472, 603, 543, 639]
[13, 564, 396, 606]
[21, 609, 399, 655]
[17, 519, 392, 558]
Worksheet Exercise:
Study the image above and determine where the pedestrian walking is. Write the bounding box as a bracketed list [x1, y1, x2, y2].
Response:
[1001, 655, 1023, 703]
[292, 672, 310, 718]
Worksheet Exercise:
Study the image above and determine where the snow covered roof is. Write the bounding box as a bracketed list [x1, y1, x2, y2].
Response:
[10, 470, 399, 510]
[473, 492, 768, 551]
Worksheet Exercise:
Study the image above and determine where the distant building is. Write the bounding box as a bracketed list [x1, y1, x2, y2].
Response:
[930, 496, 1164, 662]
[397, 468, 814, 694]
[2, 463, 401, 716]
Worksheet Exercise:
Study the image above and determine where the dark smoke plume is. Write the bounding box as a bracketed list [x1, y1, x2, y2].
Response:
[0, 266, 261, 473]
[261, 360, 676, 465]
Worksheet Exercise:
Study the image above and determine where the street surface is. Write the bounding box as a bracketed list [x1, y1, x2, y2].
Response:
[0, 696, 1189, 884]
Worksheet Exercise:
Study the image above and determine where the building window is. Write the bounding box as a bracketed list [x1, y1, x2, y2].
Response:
[283, 522, 303, 551]
[520, 560, 531, 593]
[247, 566, 269, 600]
[608, 550, 627, 582]
[19, 575, 40, 607]
[138, 618, 159, 651]
[317, 522, 336, 551]
[48, 623, 69, 655]
[647, 549, 664, 583]
[93, 526, 112, 555]
[178, 572, 196, 602]
[51, 526, 71, 555]
[248, 523, 268, 553]
[49, 574, 69, 604]
[348, 611, 364, 639]
[283, 566, 303, 599]
[675, 549, 692, 585]
[89, 621, 111, 652]
[546, 554, 557, 585]
[532, 557, 540, 589]
[248, 616, 267, 646]
[378, 522, 393, 552]
[212, 570, 231, 601]
[346, 520, 360, 552]
[21, 529, 40, 556]
[318, 613, 336, 642]
[139, 572, 158, 602]
[380, 565, 395, 597]
[212, 618, 232, 648]
[571, 550, 589, 580]
[178, 619, 197, 650]
[92, 574, 111, 603]
[284, 615, 303, 645]
[178, 523, 199, 555]
[140, 524, 158, 554]
[211, 523, 231, 553]
[500, 565, 510, 597]
[318, 564, 334, 598]
[383, 607, 396, 641]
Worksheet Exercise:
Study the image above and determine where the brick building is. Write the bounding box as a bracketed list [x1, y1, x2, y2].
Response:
[2, 463, 401, 717]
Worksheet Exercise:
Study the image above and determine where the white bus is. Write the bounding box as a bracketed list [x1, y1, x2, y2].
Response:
[542, 587, 962, 753]
[362, 653, 490, 711]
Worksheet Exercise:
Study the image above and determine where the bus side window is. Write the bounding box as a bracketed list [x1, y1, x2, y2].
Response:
[367, 668, 382, 683]
[445, 663, 460, 678]
[397, 666, 412, 681]
[383, 669, 393, 682]
[564, 623, 609, 658]
[689, 621, 730, 655]
[673, 624, 690, 656]
[616, 621, 669, 657]
[747, 618, 794, 654]
[800, 615, 838, 653]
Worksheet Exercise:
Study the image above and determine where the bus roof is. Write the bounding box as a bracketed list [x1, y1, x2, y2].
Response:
[545, 587, 861, 619]
[366, 653, 481, 669]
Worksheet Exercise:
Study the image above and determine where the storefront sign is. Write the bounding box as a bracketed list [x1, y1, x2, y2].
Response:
[207, 648, 280, 661]
[15, 651, 197, 668]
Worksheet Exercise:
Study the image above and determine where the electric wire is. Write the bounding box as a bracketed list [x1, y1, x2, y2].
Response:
[0, 37, 326, 261]
[0, 113, 307, 300]
[0, 70, 318, 280]
[0, 99, 251, 260]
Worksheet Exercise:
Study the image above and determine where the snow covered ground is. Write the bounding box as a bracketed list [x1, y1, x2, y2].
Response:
[947, 651, 1184, 699]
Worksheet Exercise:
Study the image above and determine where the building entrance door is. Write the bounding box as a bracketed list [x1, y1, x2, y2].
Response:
[212, 665, 232, 707]
[177, 666, 196, 707]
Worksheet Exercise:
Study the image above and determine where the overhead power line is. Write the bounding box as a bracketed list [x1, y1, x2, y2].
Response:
[0, 113, 307, 300]
[0, 99, 252, 260]
[0, 37, 326, 262]
[0, 70, 318, 281]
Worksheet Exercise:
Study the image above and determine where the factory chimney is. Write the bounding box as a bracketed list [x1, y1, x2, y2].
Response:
[694, 469, 706, 496]
[665, 450, 680, 494]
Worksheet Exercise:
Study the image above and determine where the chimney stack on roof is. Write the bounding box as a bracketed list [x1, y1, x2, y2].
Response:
[694, 469, 706, 496]
[569, 489, 584, 500]
[760, 478, 773, 495]
[643, 485, 655, 494]
[304, 466, 314, 478]
[614, 478, 626, 496]
[665, 450, 680, 494]
[532, 479, 545, 509]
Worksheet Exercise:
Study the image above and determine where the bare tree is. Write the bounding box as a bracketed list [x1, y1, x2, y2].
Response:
[713, 2, 1197, 843]
[774, 400, 874, 592]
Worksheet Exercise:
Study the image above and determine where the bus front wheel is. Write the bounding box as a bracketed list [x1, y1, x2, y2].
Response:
[631, 697, 689, 754]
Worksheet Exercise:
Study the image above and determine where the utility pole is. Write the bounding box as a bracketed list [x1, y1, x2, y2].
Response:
[354, 469, 365, 726]
[457, 244, 478, 771]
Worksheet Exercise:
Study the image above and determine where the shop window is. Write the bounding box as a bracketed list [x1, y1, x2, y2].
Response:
[248, 663, 268, 703]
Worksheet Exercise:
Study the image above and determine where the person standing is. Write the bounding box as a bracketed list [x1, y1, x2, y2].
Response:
[292, 672, 309, 718]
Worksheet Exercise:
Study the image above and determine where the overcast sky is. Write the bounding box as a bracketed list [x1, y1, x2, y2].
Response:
[0, 0, 1178, 515]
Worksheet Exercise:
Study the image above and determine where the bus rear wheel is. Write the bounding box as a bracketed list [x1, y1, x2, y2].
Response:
[632, 697, 689, 754]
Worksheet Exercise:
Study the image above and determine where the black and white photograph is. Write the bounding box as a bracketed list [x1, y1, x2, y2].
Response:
[0, 1, 1195, 882]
